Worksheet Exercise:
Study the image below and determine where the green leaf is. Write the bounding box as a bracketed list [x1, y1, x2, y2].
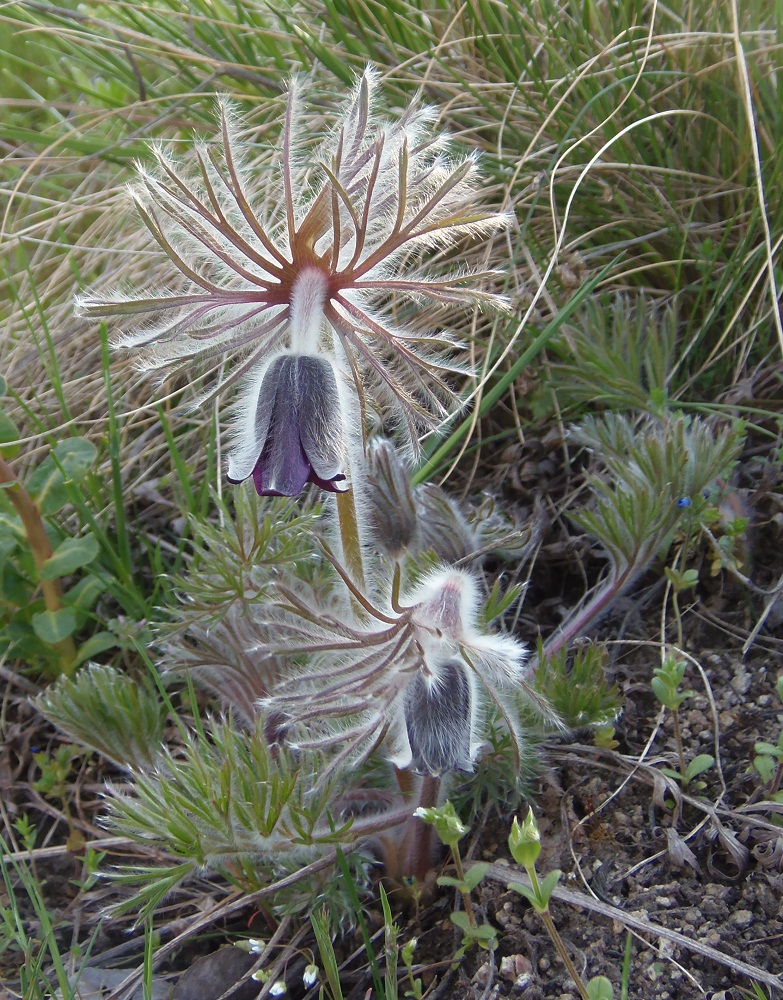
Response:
[437, 875, 468, 890]
[32, 607, 78, 644]
[74, 632, 119, 667]
[507, 881, 541, 908]
[449, 911, 472, 933]
[685, 754, 715, 781]
[40, 535, 100, 580]
[63, 574, 106, 613]
[754, 755, 777, 783]
[471, 922, 498, 948]
[650, 676, 671, 705]
[538, 869, 562, 905]
[1, 560, 31, 605]
[463, 862, 491, 891]
[26, 460, 68, 515]
[0, 375, 6, 396]
[27, 439, 98, 515]
[0, 410, 20, 459]
[755, 741, 783, 760]
[0, 534, 19, 567]
[586, 975, 614, 999]
[53, 438, 98, 483]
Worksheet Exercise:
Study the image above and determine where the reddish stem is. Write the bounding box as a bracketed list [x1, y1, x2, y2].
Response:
[0, 455, 76, 672]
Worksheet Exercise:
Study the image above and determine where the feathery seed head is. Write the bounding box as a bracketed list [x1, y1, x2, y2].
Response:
[262, 565, 527, 776]
[78, 68, 511, 458]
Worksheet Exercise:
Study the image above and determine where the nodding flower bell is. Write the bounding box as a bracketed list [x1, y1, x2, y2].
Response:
[403, 659, 475, 776]
[227, 353, 347, 497]
[77, 68, 511, 473]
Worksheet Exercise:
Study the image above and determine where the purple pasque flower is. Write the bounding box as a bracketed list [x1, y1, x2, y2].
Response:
[77, 68, 511, 451]
[261, 567, 536, 777]
[227, 352, 347, 497]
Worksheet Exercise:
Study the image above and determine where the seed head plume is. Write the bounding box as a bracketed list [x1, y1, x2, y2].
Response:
[78, 68, 511, 450]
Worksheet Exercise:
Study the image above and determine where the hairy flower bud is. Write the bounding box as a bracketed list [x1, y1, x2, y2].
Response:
[404, 660, 474, 776]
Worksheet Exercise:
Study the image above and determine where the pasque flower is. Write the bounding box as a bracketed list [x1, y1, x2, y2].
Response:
[227, 352, 347, 496]
[261, 566, 534, 777]
[77, 68, 511, 474]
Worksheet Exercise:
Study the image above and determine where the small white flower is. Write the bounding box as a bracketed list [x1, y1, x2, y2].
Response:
[269, 980, 287, 996]
[303, 964, 319, 988]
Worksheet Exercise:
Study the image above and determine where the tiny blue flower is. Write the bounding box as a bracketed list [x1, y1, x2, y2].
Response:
[677, 497, 691, 508]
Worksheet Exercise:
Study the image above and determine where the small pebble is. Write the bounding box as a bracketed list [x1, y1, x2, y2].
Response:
[730, 909, 754, 929]
[500, 955, 532, 981]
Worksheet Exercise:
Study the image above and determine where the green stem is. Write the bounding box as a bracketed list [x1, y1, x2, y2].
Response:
[538, 909, 592, 1000]
[335, 488, 365, 592]
[451, 842, 476, 929]
[0, 456, 76, 673]
[671, 708, 687, 780]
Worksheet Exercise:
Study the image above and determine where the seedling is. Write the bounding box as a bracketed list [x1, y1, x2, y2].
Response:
[652, 655, 714, 787]
[508, 809, 614, 999]
[415, 802, 496, 954]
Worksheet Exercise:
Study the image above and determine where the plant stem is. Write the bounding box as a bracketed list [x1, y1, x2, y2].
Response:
[335, 488, 365, 592]
[0, 456, 76, 673]
[537, 908, 592, 1000]
[671, 707, 687, 779]
[450, 842, 476, 928]
[540, 560, 640, 664]
[402, 774, 440, 883]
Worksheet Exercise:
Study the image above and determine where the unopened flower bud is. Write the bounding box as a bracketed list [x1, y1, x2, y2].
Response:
[414, 800, 468, 848]
[366, 439, 418, 558]
[509, 808, 541, 870]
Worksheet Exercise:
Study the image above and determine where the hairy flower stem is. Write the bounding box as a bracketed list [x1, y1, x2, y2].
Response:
[539, 560, 642, 665]
[336, 489, 366, 592]
[0, 456, 76, 673]
[401, 775, 441, 883]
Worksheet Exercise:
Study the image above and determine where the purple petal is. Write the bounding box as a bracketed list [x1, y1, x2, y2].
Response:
[309, 471, 348, 493]
[296, 355, 345, 481]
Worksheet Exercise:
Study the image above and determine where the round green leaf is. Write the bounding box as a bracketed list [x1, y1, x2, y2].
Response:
[53, 438, 97, 483]
[32, 607, 78, 644]
[586, 976, 614, 1000]
[26, 459, 68, 515]
[0, 409, 20, 459]
[40, 535, 100, 580]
